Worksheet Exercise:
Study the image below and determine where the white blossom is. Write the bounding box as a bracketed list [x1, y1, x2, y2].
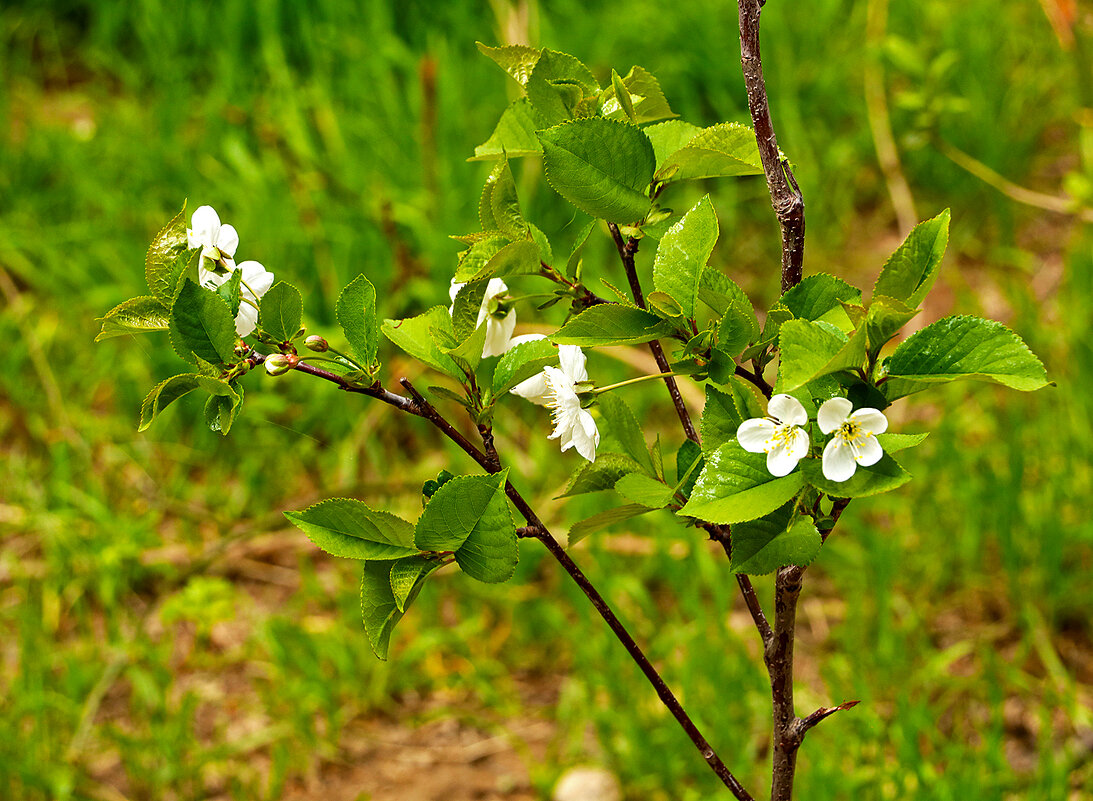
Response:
[187, 205, 239, 273]
[508, 334, 587, 406]
[817, 397, 889, 482]
[543, 365, 599, 462]
[200, 259, 275, 337]
[448, 277, 516, 358]
[736, 393, 811, 477]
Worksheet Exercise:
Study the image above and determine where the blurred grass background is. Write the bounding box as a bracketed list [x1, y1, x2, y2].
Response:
[1, 0, 1091, 799]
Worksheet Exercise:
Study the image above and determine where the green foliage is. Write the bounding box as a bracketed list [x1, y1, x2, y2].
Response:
[699, 380, 765, 452]
[259, 281, 303, 343]
[139, 373, 238, 432]
[776, 274, 862, 329]
[471, 98, 542, 160]
[729, 504, 822, 575]
[596, 394, 656, 475]
[872, 209, 951, 306]
[144, 202, 191, 303]
[414, 471, 511, 553]
[614, 473, 675, 508]
[170, 279, 238, 365]
[654, 123, 764, 184]
[539, 118, 656, 223]
[652, 195, 718, 319]
[381, 307, 462, 378]
[336, 274, 379, 368]
[776, 318, 862, 392]
[802, 453, 912, 498]
[360, 561, 414, 660]
[679, 442, 805, 524]
[95, 295, 171, 341]
[561, 453, 644, 497]
[492, 337, 558, 396]
[569, 503, 654, 544]
[552, 304, 676, 346]
[479, 157, 527, 237]
[284, 499, 418, 561]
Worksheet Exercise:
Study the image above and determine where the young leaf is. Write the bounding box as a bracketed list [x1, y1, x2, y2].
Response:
[776, 274, 862, 329]
[569, 504, 654, 545]
[859, 296, 918, 357]
[470, 98, 543, 161]
[615, 65, 677, 124]
[284, 499, 418, 560]
[389, 556, 443, 613]
[476, 42, 541, 86]
[96, 296, 171, 341]
[525, 49, 599, 126]
[596, 394, 656, 475]
[699, 380, 766, 452]
[360, 561, 421, 660]
[652, 194, 719, 319]
[730, 505, 821, 575]
[560, 453, 645, 497]
[698, 270, 758, 340]
[655, 123, 764, 184]
[214, 270, 242, 316]
[139, 374, 238, 432]
[203, 393, 235, 435]
[454, 238, 540, 282]
[145, 203, 190, 303]
[645, 120, 702, 170]
[170, 279, 239, 365]
[776, 319, 864, 393]
[492, 337, 558, 396]
[802, 453, 911, 498]
[337, 274, 379, 367]
[872, 209, 950, 307]
[381, 307, 462, 378]
[538, 118, 656, 224]
[479, 157, 527, 237]
[876, 432, 928, 453]
[678, 442, 805, 524]
[454, 491, 518, 585]
[615, 473, 675, 508]
[552, 304, 676, 346]
[415, 471, 511, 553]
[609, 69, 637, 122]
[450, 280, 488, 341]
[259, 281, 303, 343]
[885, 315, 1049, 393]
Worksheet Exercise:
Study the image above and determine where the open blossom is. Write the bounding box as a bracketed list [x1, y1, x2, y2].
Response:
[508, 334, 587, 406]
[817, 397, 888, 482]
[200, 259, 275, 337]
[187, 205, 239, 273]
[449, 278, 516, 358]
[543, 365, 599, 462]
[736, 394, 811, 477]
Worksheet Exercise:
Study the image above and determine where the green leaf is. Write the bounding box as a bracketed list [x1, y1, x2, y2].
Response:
[139, 374, 238, 432]
[675, 440, 703, 499]
[560, 453, 644, 497]
[613, 65, 677, 124]
[382, 307, 462, 378]
[609, 69, 637, 122]
[885, 315, 1049, 394]
[716, 305, 754, 361]
[872, 209, 950, 307]
[96, 296, 171, 341]
[859, 296, 918, 357]
[450, 280, 488, 341]
[552, 304, 675, 346]
[479, 157, 527, 237]
[470, 98, 543, 161]
[259, 281, 303, 342]
[145, 202, 191, 303]
[203, 382, 243, 436]
[389, 556, 442, 613]
[655, 123, 764, 184]
[415, 471, 511, 553]
[525, 49, 598, 126]
[454, 492, 518, 584]
[360, 561, 421, 660]
[214, 270, 242, 317]
[569, 504, 654, 545]
[596, 394, 656, 475]
[776, 319, 864, 393]
[454, 238, 540, 282]
[876, 432, 928, 453]
[284, 499, 418, 560]
[615, 473, 675, 508]
[492, 337, 557, 396]
[698, 270, 758, 339]
[652, 195, 718, 319]
[538, 118, 656, 224]
[337, 274, 379, 367]
[730, 505, 821, 575]
[678, 441, 805, 524]
[802, 453, 911, 498]
[476, 42, 541, 86]
[699, 380, 765, 452]
[776, 274, 862, 329]
[645, 120, 702, 170]
[170, 279, 239, 365]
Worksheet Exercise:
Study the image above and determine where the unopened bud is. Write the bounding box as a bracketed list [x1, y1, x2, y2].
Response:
[264, 353, 298, 376]
[305, 335, 328, 352]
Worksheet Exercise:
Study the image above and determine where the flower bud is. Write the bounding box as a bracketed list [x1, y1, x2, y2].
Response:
[264, 353, 298, 376]
[305, 335, 328, 352]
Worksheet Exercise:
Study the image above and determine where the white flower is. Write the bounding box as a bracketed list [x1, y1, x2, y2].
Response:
[543, 365, 599, 462]
[508, 334, 588, 406]
[736, 393, 811, 477]
[449, 277, 516, 358]
[817, 397, 889, 482]
[200, 259, 275, 337]
[187, 205, 239, 273]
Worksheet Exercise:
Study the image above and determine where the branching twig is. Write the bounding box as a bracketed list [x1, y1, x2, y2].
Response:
[792, 700, 860, 742]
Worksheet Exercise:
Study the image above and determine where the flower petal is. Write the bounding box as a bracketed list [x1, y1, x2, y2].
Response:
[849, 408, 889, 436]
[449, 279, 465, 304]
[198, 266, 227, 289]
[785, 426, 810, 462]
[854, 434, 883, 466]
[215, 224, 239, 258]
[822, 438, 858, 482]
[737, 418, 776, 453]
[235, 303, 259, 337]
[766, 441, 802, 477]
[189, 205, 220, 247]
[238, 261, 275, 299]
[482, 310, 517, 357]
[768, 393, 807, 426]
[570, 409, 599, 462]
[817, 397, 852, 434]
[510, 372, 550, 405]
[484, 278, 508, 299]
[558, 344, 588, 383]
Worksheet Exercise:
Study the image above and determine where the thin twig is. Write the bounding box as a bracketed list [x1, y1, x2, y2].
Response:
[606, 222, 700, 443]
[792, 700, 860, 742]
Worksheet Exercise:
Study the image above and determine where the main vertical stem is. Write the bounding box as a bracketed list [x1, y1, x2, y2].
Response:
[768, 567, 804, 801]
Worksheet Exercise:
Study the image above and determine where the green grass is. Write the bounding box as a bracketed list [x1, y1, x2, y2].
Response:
[1, 1, 1091, 799]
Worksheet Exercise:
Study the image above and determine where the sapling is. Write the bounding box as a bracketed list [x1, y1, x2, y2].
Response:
[97, 16, 1049, 800]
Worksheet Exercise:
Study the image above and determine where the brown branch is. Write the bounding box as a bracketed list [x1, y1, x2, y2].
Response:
[792, 700, 860, 742]
[767, 565, 804, 801]
[737, 575, 774, 647]
[738, 0, 805, 292]
[606, 222, 700, 443]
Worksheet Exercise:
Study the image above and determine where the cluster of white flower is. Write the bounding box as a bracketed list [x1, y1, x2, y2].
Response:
[738, 394, 889, 482]
[187, 206, 274, 337]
